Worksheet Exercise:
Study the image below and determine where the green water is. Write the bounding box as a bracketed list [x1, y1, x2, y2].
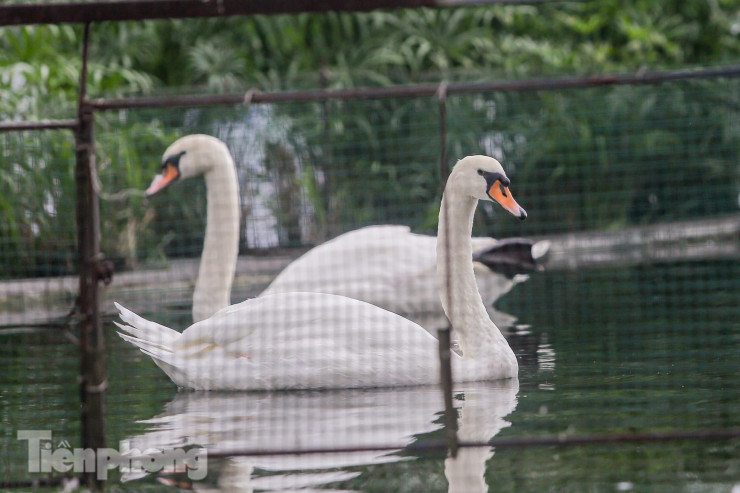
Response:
[1, 259, 738, 492]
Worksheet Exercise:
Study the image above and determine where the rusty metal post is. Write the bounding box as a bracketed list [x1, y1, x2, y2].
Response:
[437, 81, 449, 186]
[75, 22, 106, 491]
[319, 61, 333, 239]
[437, 328, 458, 458]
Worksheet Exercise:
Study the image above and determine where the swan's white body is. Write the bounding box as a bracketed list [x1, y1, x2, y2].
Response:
[262, 224, 527, 331]
[116, 292, 443, 390]
[117, 136, 523, 389]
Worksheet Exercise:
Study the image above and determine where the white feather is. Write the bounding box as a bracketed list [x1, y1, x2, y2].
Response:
[116, 139, 523, 389]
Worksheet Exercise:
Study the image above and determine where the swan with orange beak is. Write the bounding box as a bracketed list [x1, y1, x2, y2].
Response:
[479, 169, 527, 221]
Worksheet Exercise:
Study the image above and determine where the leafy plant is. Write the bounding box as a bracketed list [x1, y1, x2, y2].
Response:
[1, 3, 739, 275]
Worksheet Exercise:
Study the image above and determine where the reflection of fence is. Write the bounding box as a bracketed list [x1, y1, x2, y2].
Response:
[2, 5, 740, 491]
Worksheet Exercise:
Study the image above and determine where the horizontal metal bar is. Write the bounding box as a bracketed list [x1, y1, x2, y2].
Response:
[489, 427, 740, 448]
[4, 65, 739, 132]
[451, 65, 740, 92]
[0, 120, 78, 133]
[0, 0, 551, 26]
[89, 65, 740, 111]
[204, 427, 740, 459]
[88, 86, 441, 110]
[0, 477, 69, 489]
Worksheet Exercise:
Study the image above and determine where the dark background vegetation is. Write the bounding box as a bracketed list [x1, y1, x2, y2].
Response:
[1, 1, 739, 277]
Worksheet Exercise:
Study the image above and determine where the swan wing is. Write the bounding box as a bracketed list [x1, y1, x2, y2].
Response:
[178, 291, 439, 356]
[164, 291, 444, 389]
[263, 225, 502, 298]
[114, 301, 180, 347]
[262, 226, 439, 295]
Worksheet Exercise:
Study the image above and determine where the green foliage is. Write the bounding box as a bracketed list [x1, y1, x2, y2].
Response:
[1, 3, 739, 275]
[0, 25, 154, 120]
[448, 81, 740, 239]
[96, 117, 184, 269]
[0, 131, 77, 277]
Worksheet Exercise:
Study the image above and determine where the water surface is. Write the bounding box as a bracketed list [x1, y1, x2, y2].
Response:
[1, 259, 738, 491]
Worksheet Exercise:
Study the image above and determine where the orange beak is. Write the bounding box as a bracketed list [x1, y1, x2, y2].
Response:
[487, 180, 527, 220]
[146, 162, 180, 196]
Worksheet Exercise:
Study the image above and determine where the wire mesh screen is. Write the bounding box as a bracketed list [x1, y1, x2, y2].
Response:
[0, 130, 79, 326]
[1, 75, 739, 490]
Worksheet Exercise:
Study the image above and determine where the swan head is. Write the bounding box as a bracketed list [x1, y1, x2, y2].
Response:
[146, 134, 231, 196]
[448, 155, 527, 220]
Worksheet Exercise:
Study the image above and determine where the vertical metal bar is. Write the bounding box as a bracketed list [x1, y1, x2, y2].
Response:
[319, 60, 338, 238]
[320, 61, 332, 238]
[437, 328, 458, 458]
[78, 23, 90, 103]
[437, 81, 449, 186]
[436, 81, 458, 458]
[75, 22, 106, 491]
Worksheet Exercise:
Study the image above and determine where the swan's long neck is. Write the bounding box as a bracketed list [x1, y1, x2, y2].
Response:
[193, 151, 240, 323]
[436, 188, 498, 357]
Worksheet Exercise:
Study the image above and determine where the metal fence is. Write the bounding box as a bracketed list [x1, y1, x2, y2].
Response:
[1, 7, 739, 492]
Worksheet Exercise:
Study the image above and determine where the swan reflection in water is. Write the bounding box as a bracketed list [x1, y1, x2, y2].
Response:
[121, 380, 518, 492]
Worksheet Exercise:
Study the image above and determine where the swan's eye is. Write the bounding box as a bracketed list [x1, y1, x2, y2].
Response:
[162, 150, 187, 170]
[477, 169, 484, 176]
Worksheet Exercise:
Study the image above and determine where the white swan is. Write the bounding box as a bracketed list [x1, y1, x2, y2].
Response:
[262, 226, 546, 332]
[144, 134, 545, 330]
[116, 148, 525, 389]
[144, 134, 240, 323]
